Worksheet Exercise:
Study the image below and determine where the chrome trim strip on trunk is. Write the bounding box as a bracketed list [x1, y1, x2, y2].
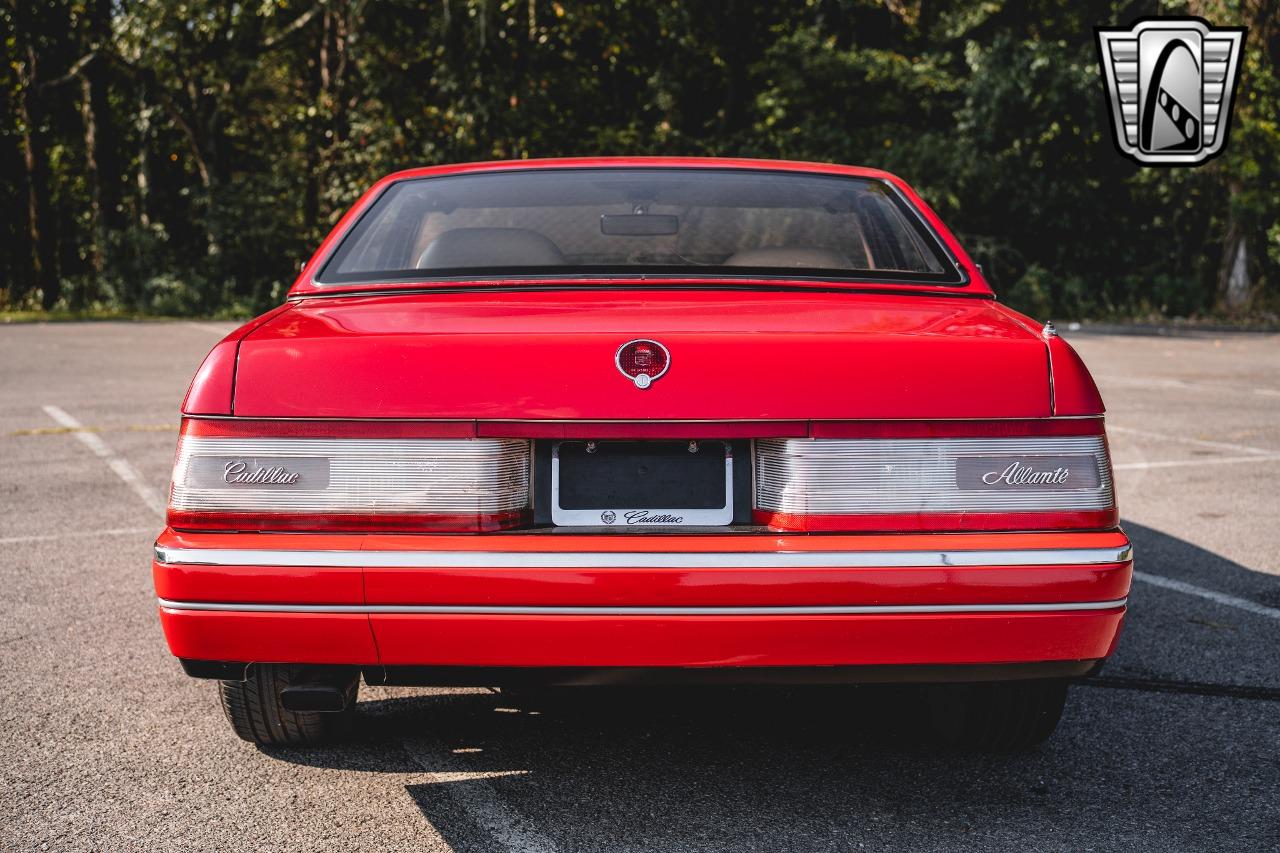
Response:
[182, 415, 1104, 423]
[154, 544, 1132, 568]
[157, 597, 1128, 615]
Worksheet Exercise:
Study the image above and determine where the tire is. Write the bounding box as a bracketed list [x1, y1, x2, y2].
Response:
[218, 664, 359, 747]
[924, 678, 1069, 751]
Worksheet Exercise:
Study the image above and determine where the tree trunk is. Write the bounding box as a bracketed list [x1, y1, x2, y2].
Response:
[302, 8, 330, 238]
[1216, 182, 1256, 314]
[17, 44, 60, 309]
[1220, 233, 1253, 312]
[78, 0, 123, 306]
[80, 75, 102, 305]
[136, 87, 151, 228]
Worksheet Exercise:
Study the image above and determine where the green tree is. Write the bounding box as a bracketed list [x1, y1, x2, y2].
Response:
[1, 0, 1275, 319]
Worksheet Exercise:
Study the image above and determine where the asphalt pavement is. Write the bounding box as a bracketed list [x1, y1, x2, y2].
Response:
[1, 320, 1277, 852]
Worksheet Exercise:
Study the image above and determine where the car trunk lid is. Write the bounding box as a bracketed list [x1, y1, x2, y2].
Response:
[231, 289, 1050, 420]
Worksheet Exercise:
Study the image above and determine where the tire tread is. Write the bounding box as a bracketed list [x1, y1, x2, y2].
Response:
[218, 664, 357, 746]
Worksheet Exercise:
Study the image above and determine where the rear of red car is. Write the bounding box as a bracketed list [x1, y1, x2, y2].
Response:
[154, 159, 1131, 749]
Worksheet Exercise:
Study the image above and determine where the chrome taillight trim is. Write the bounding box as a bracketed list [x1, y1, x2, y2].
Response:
[754, 436, 1114, 514]
[169, 437, 530, 515]
[153, 544, 1132, 568]
[157, 597, 1128, 614]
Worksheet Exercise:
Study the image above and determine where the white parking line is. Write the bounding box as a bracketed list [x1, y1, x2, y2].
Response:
[1097, 374, 1280, 397]
[1134, 571, 1280, 622]
[0, 527, 154, 545]
[401, 735, 560, 853]
[42, 405, 167, 519]
[1108, 425, 1274, 457]
[184, 321, 232, 335]
[1114, 454, 1280, 471]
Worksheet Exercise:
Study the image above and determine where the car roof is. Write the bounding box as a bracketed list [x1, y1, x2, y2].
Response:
[375, 156, 901, 184]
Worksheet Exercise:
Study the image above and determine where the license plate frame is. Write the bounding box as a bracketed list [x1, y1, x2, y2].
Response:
[550, 440, 734, 527]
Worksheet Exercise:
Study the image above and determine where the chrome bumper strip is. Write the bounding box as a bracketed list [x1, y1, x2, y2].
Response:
[154, 544, 1132, 569]
[157, 597, 1128, 615]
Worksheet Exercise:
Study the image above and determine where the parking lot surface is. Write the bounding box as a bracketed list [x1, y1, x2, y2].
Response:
[1, 321, 1277, 852]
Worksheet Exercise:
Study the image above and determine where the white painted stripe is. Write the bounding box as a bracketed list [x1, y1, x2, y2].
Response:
[185, 321, 232, 335]
[1109, 425, 1274, 457]
[43, 405, 167, 519]
[1113, 454, 1280, 471]
[401, 734, 560, 853]
[0, 526, 154, 545]
[153, 544, 1132, 569]
[1134, 571, 1280, 623]
[156, 597, 1128, 615]
[1097, 375, 1280, 398]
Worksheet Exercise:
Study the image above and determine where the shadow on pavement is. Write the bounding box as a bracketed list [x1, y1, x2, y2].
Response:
[258, 521, 1280, 850]
[1108, 521, 1280, 692]
[1122, 521, 1279, 604]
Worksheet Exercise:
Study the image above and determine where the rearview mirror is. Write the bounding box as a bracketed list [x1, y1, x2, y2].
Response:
[600, 214, 679, 236]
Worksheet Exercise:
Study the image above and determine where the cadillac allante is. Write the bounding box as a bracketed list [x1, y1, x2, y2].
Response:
[155, 158, 1131, 750]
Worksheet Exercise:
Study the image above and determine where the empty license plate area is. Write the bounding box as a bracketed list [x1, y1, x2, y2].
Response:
[551, 441, 734, 526]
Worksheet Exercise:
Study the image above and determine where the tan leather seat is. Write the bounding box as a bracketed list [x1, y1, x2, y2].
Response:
[418, 227, 566, 268]
[723, 246, 854, 269]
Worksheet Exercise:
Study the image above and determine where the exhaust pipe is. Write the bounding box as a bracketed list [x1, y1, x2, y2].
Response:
[279, 666, 359, 712]
[280, 684, 349, 712]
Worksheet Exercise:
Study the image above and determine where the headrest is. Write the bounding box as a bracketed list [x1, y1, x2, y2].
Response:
[418, 227, 566, 268]
[723, 246, 853, 269]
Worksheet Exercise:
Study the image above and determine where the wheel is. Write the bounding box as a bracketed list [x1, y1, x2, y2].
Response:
[218, 664, 359, 746]
[924, 678, 1069, 751]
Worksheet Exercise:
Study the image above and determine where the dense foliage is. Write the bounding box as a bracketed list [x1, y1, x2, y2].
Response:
[2, 0, 1277, 319]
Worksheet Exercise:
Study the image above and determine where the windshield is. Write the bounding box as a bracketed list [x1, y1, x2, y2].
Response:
[318, 168, 961, 285]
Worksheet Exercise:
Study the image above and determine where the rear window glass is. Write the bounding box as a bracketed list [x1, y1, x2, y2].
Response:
[318, 168, 961, 285]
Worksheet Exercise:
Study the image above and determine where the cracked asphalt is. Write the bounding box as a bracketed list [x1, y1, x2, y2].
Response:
[1, 321, 1277, 852]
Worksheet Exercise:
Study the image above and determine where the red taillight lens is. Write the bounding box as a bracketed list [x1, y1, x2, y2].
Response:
[754, 420, 1117, 532]
[167, 419, 530, 532]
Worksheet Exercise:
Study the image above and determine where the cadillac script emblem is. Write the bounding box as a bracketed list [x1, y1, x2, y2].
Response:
[185, 456, 331, 489]
[1095, 17, 1246, 166]
[223, 460, 301, 485]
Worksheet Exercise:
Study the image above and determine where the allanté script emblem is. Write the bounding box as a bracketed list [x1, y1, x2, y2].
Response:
[955, 455, 1100, 491]
[982, 462, 1070, 487]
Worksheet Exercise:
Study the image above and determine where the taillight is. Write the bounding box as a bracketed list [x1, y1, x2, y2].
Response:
[168, 419, 530, 532]
[754, 422, 1116, 532]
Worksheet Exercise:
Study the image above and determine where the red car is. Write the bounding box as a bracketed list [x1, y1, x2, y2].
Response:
[155, 158, 1130, 750]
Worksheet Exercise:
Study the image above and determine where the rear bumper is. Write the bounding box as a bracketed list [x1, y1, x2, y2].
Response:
[153, 529, 1132, 672]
